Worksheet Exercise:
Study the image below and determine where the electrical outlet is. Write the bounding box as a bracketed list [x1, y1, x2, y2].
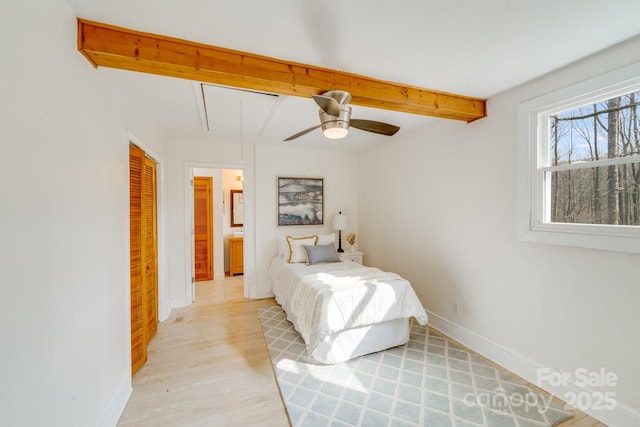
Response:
[453, 302, 459, 314]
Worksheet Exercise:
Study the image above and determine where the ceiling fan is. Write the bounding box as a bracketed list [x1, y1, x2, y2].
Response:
[283, 90, 400, 141]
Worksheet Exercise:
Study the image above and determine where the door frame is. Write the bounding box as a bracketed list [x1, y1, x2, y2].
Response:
[184, 161, 251, 304]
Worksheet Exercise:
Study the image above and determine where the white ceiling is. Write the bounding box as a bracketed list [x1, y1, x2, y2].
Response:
[67, 0, 640, 150]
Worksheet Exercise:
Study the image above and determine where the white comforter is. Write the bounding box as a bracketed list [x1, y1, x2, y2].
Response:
[268, 258, 428, 354]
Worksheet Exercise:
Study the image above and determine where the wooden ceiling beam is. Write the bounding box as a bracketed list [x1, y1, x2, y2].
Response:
[77, 19, 486, 122]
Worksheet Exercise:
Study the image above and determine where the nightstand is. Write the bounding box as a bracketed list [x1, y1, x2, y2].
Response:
[339, 251, 364, 265]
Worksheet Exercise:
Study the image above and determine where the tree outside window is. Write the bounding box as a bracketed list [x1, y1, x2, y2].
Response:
[546, 91, 640, 226]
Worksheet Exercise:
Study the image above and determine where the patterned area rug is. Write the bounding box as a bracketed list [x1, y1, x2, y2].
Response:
[257, 306, 573, 427]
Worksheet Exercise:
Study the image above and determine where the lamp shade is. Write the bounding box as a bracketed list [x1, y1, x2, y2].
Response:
[332, 212, 348, 230]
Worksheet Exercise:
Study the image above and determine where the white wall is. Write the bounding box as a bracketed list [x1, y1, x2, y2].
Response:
[254, 145, 359, 296]
[0, 0, 164, 426]
[358, 36, 640, 426]
[164, 142, 359, 303]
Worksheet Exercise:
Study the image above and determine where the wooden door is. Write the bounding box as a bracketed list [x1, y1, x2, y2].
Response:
[129, 144, 159, 375]
[194, 177, 213, 281]
[143, 157, 158, 341]
[129, 145, 147, 374]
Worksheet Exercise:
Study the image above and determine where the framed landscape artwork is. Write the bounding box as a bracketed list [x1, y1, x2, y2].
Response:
[277, 177, 324, 226]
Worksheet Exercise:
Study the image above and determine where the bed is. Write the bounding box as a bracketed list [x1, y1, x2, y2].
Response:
[267, 235, 428, 364]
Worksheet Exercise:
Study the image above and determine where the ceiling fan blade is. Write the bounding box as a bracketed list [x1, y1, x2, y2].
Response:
[283, 124, 322, 141]
[312, 95, 341, 116]
[350, 119, 400, 136]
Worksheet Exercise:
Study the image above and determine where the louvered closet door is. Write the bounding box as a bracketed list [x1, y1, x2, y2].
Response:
[129, 145, 159, 375]
[129, 145, 147, 374]
[143, 157, 158, 341]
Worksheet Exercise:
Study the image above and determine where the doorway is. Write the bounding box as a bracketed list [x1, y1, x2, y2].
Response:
[189, 167, 244, 302]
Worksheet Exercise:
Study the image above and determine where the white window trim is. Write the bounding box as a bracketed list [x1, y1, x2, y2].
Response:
[518, 62, 640, 254]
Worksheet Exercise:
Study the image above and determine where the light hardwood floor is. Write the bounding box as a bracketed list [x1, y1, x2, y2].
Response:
[117, 276, 289, 426]
[117, 276, 605, 427]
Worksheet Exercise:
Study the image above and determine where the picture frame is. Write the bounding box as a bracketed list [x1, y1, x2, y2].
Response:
[277, 177, 324, 226]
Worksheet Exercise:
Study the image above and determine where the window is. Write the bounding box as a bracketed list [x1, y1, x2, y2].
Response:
[518, 62, 640, 253]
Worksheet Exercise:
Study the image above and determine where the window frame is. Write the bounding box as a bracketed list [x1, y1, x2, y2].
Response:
[517, 62, 640, 254]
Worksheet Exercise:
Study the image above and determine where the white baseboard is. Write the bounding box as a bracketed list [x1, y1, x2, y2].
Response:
[170, 295, 186, 309]
[426, 309, 640, 427]
[98, 373, 131, 427]
[248, 286, 273, 299]
[158, 305, 171, 322]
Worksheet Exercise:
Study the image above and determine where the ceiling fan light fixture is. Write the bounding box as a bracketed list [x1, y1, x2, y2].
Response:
[283, 90, 400, 141]
[319, 104, 351, 139]
[322, 122, 349, 139]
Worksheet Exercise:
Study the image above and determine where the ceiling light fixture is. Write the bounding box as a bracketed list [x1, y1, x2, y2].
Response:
[322, 124, 349, 139]
[320, 104, 351, 140]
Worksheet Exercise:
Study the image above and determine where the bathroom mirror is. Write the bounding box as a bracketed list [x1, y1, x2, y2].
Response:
[230, 189, 244, 227]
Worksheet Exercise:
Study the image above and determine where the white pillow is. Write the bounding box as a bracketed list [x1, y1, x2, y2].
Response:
[316, 233, 336, 247]
[286, 235, 318, 263]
